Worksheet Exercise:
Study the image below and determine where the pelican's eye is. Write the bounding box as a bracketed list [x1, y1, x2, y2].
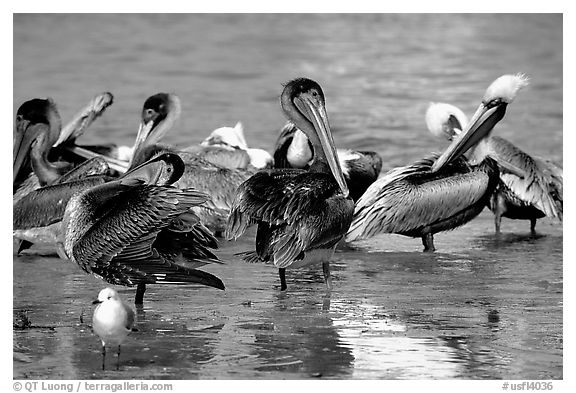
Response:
[485, 98, 503, 109]
[16, 114, 23, 122]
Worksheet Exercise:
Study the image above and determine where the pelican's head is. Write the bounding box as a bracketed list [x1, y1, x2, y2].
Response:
[425, 102, 468, 141]
[280, 78, 348, 197]
[482, 73, 530, 105]
[431, 74, 529, 172]
[131, 93, 181, 165]
[13, 98, 62, 184]
[120, 152, 186, 186]
[93, 287, 120, 304]
[201, 122, 248, 150]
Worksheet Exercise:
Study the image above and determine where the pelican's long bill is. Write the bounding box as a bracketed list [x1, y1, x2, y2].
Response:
[431, 102, 506, 173]
[293, 94, 349, 197]
[13, 119, 33, 182]
[121, 152, 185, 186]
[130, 120, 155, 166]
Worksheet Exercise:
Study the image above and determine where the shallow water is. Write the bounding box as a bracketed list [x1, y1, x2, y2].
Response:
[13, 14, 562, 379]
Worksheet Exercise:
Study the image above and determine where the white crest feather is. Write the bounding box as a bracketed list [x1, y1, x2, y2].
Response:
[425, 102, 468, 140]
[483, 73, 530, 104]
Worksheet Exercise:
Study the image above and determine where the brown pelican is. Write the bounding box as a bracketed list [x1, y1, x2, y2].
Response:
[273, 121, 383, 201]
[199, 122, 274, 169]
[129, 93, 253, 235]
[225, 78, 354, 291]
[346, 74, 530, 251]
[14, 98, 65, 191]
[60, 153, 225, 304]
[13, 94, 116, 198]
[425, 101, 563, 234]
[13, 98, 115, 253]
[131, 93, 254, 170]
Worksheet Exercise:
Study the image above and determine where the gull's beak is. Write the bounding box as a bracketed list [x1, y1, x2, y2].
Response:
[92, 299, 102, 305]
[431, 103, 507, 173]
[294, 94, 349, 197]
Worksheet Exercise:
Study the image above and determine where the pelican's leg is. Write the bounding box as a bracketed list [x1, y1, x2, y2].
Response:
[494, 212, 502, 234]
[101, 344, 106, 371]
[530, 218, 537, 235]
[493, 193, 506, 234]
[322, 261, 333, 290]
[279, 268, 287, 291]
[116, 345, 121, 371]
[135, 283, 146, 305]
[422, 233, 436, 252]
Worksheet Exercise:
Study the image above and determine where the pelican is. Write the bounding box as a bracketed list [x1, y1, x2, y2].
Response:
[199, 122, 274, 169]
[129, 93, 253, 235]
[13, 94, 117, 199]
[92, 287, 135, 371]
[13, 98, 117, 253]
[59, 153, 225, 304]
[131, 93, 256, 170]
[346, 74, 530, 251]
[14, 98, 65, 191]
[425, 101, 562, 234]
[226, 78, 354, 291]
[273, 121, 383, 201]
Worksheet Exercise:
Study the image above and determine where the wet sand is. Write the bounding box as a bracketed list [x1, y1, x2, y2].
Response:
[13, 213, 562, 379]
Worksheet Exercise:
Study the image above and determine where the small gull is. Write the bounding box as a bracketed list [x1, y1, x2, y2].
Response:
[92, 287, 135, 371]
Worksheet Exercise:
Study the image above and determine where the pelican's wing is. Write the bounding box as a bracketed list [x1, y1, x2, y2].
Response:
[182, 145, 251, 169]
[225, 169, 303, 239]
[174, 153, 253, 212]
[226, 169, 354, 268]
[54, 157, 110, 184]
[13, 176, 108, 229]
[154, 212, 224, 269]
[346, 155, 482, 241]
[488, 136, 562, 219]
[72, 185, 223, 289]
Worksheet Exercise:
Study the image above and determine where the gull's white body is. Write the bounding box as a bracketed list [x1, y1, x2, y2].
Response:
[92, 287, 135, 370]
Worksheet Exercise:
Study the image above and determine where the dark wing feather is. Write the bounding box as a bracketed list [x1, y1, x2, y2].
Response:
[182, 145, 251, 169]
[55, 157, 110, 184]
[488, 136, 562, 218]
[226, 169, 354, 268]
[13, 176, 108, 229]
[346, 154, 485, 241]
[71, 185, 223, 288]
